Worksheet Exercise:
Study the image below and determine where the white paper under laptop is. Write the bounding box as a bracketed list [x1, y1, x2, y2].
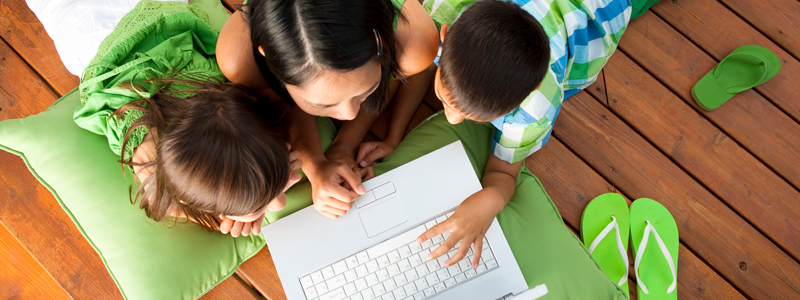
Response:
[263, 141, 539, 300]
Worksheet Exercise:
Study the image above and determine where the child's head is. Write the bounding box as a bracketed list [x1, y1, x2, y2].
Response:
[247, 0, 402, 120]
[435, 0, 550, 124]
[115, 78, 291, 231]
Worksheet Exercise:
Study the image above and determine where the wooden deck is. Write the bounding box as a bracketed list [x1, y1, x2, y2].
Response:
[2, 0, 800, 298]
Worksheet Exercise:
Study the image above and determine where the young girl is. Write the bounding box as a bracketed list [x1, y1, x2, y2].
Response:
[74, 0, 299, 237]
[216, 0, 439, 219]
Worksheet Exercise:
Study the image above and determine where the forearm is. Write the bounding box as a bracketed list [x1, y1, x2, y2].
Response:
[480, 155, 524, 213]
[329, 108, 381, 156]
[385, 64, 437, 145]
[288, 107, 326, 173]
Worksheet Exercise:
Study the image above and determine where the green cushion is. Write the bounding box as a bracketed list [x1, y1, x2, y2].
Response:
[277, 112, 628, 299]
[0, 89, 265, 300]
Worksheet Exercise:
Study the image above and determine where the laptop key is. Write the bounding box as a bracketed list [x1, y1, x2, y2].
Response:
[413, 292, 425, 300]
[312, 271, 325, 284]
[387, 264, 401, 277]
[344, 269, 357, 282]
[327, 274, 347, 290]
[357, 251, 370, 265]
[433, 282, 446, 293]
[333, 261, 348, 275]
[355, 278, 368, 291]
[398, 245, 412, 258]
[304, 286, 318, 299]
[426, 260, 440, 271]
[344, 283, 357, 296]
[394, 274, 408, 286]
[382, 293, 396, 300]
[383, 278, 397, 291]
[362, 288, 375, 300]
[316, 282, 329, 294]
[372, 284, 386, 297]
[393, 287, 407, 298]
[366, 260, 380, 273]
[435, 215, 447, 224]
[356, 265, 368, 278]
[398, 259, 411, 272]
[436, 269, 450, 280]
[322, 266, 335, 279]
[414, 278, 428, 290]
[404, 269, 419, 281]
[376, 269, 390, 281]
[485, 259, 498, 269]
[366, 273, 379, 287]
[388, 250, 402, 264]
[476, 264, 487, 274]
[425, 273, 440, 286]
[409, 254, 423, 267]
[464, 269, 477, 279]
[415, 264, 429, 277]
[443, 278, 457, 288]
[351, 294, 364, 300]
[454, 273, 467, 283]
[346, 255, 359, 269]
[408, 242, 422, 254]
[377, 255, 391, 269]
[301, 275, 314, 289]
[403, 282, 418, 295]
[423, 287, 436, 297]
[319, 287, 346, 300]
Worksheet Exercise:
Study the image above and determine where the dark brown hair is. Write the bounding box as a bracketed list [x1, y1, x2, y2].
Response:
[246, 0, 404, 113]
[113, 76, 290, 231]
[439, 0, 550, 120]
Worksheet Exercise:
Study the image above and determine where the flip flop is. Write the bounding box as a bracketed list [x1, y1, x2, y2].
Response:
[630, 198, 679, 300]
[692, 45, 781, 110]
[581, 193, 630, 298]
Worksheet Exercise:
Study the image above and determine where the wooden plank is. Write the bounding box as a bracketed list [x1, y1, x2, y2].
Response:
[649, 0, 800, 122]
[526, 136, 745, 299]
[201, 275, 262, 300]
[0, 222, 70, 300]
[618, 11, 800, 195]
[0, 38, 58, 120]
[552, 91, 800, 299]
[0, 152, 123, 299]
[587, 51, 800, 259]
[0, 0, 78, 96]
[718, 0, 800, 59]
[237, 244, 287, 300]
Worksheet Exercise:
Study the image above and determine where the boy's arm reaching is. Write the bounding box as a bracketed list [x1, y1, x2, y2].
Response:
[417, 155, 523, 269]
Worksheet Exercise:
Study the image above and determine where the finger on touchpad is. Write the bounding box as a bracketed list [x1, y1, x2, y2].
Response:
[359, 197, 408, 238]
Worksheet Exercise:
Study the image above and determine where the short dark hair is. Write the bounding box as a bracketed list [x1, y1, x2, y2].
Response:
[247, 0, 403, 113]
[439, 0, 550, 120]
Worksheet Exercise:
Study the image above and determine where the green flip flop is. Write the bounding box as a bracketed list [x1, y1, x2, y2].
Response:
[692, 45, 781, 110]
[581, 193, 630, 298]
[630, 198, 679, 300]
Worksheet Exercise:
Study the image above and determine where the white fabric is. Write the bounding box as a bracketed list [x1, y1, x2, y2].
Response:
[25, 0, 187, 77]
[587, 215, 629, 287]
[634, 220, 677, 294]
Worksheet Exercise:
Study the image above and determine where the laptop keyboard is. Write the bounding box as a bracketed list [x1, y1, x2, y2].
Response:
[299, 211, 499, 300]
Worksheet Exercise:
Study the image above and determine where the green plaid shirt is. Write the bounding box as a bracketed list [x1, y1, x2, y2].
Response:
[425, 0, 632, 163]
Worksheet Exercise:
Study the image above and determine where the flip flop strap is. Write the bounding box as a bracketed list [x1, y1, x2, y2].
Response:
[634, 220, 677, 294]
[588, 216, 629, 287]
[712, 52, 770, 94]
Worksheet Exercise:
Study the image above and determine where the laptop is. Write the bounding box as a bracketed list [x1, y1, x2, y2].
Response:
[262, 141, 545, 300]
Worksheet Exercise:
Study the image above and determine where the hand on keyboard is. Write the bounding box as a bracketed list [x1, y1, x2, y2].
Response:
[416, 188, 506, 269]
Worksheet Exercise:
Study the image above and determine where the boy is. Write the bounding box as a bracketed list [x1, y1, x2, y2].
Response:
[413, 0, 657, 270]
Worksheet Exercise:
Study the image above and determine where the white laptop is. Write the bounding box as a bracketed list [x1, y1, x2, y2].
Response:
[262, 141, 546, 300]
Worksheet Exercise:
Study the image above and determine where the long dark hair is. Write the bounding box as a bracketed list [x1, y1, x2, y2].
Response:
[246, 0, 404, 113]
[114, 76, 290, 231]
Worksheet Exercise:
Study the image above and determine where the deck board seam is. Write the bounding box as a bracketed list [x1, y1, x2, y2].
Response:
[0, 35, 63, 98]
[714, 0, 800, 63]
[648, 9, 800, 125]
[580, 75, 800, 266]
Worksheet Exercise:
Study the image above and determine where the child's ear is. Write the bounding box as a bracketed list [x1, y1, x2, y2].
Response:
[439, 24, 448, 44]
[257, 45, 265, 57]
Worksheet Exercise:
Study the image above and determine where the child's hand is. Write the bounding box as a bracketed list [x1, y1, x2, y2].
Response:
[307, 147, 366, 219]
[356, 141, 399, 167]
[219, 213, 265, 237]
[416, 188, 506, 269]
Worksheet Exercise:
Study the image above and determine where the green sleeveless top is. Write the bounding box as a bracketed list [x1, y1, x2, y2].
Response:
[74, 0, 230, 159]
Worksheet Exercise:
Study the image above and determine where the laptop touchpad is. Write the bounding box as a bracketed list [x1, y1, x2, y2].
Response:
[359, 196, 408, 238]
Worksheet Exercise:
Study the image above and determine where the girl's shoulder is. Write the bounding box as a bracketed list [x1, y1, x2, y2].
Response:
[395, 0, 440, 76]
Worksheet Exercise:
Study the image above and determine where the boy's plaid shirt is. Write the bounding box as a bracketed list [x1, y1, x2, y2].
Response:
[425, 0, 632, 163]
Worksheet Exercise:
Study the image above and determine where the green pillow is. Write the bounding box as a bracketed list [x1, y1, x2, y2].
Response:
[0, 89, 265, 300]
[277, 113, 628, 299]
